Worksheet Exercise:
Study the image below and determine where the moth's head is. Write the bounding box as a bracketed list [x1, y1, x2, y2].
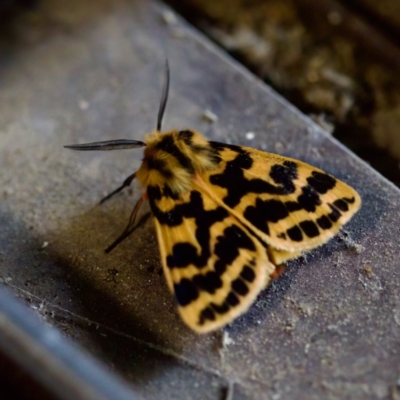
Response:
[64, 60, 170, 153]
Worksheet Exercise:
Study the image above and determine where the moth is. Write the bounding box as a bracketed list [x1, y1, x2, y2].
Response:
[65, 62, 361, 333]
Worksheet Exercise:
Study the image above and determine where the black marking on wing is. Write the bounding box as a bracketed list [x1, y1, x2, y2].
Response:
[174, 278, 199, 307]
[281, 196, 354, 242]
[244, 199, 289, 235]
[198, 261, 258, 326]
[343, 197, 355, 204]
[307, 171, 336, 194]
[269, 161, 298, 193]
[240, 266, 256, 282]
[333, 198, 349, 212]
[299, 220, 319, 238]
[208, 143, 298, 208]
[245, 183, 326, 239]
[328, 203, 341, 222]
[199, 307, 216, 323]
[214, 225, 256, 275]
[149, 188, 229, 268]
[149, 186, 260, 309]
[226, 291, 240, 306]
[171, 224, 257, 308]
[231, 278, 249, 296]
[296, 186, 322, 212]
[317, 215, 332, 230]
[287, 226, 303, 242]
[208, 144, 357, 243]
[192, 272, 223, 294]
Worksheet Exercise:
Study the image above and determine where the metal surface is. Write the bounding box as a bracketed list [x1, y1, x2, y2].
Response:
[0, 0, 399, 399]
[0, 287, 138, 400]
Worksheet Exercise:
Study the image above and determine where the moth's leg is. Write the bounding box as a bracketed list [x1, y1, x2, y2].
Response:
[99, 172, 136, 204]
[269, 264, 286, 281]
[105, 194, 146, 253]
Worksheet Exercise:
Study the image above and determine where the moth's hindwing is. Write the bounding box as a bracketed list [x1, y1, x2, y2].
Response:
[149, 181, 275, 333]
[201, 143, 361, 255]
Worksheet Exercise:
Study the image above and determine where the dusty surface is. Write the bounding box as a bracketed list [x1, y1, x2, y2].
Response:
[0, 0, 399, 399]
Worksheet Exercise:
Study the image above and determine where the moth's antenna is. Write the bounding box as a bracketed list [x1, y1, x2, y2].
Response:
[64, 139, 145, 151]
[156, 59, 170, 132]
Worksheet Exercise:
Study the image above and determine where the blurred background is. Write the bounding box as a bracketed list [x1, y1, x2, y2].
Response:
[165, 0, 400, 186]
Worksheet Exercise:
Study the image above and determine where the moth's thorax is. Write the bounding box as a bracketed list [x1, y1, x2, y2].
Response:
[135, 129, 219, 195]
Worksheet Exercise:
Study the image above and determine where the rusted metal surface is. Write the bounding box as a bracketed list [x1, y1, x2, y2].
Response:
[0, 0, 399, 399]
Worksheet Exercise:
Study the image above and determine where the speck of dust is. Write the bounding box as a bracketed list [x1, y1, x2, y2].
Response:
[161, 9, 177, 25]
[202, 109, 218, 123]
[245, 132, 255, 140]
[78, 99, 90, 110]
